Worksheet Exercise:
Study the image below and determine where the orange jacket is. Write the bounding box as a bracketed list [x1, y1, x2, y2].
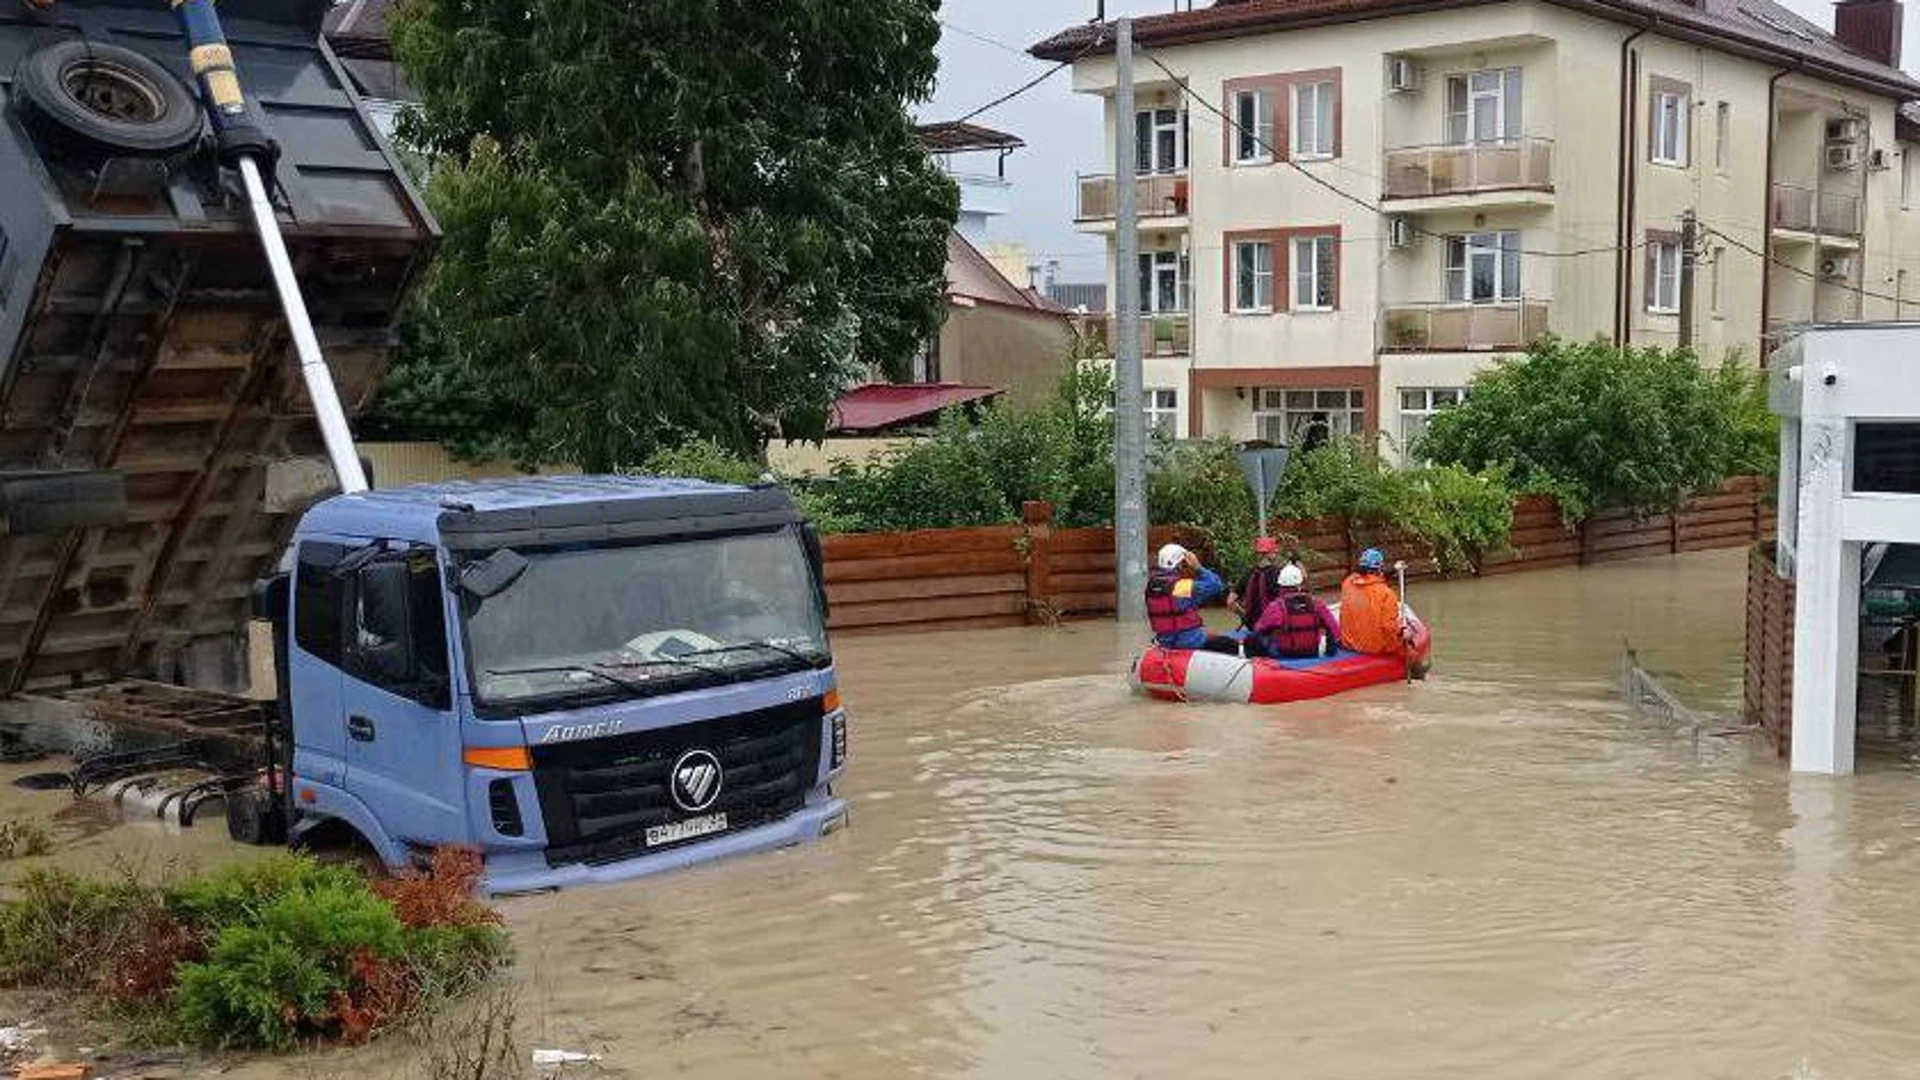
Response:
[1338, 572, 1404, 656]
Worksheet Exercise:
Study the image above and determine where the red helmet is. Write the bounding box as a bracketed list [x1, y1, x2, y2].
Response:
[1253, 536, 1280, 556]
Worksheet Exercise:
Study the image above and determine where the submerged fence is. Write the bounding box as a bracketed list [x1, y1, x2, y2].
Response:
[823, 476, 1775, 635]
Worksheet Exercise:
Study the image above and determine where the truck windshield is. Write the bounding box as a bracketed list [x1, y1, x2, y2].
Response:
[463, 528, 827, 708]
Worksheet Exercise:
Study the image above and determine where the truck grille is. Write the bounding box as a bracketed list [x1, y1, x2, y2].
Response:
[530, 699, 822, 867]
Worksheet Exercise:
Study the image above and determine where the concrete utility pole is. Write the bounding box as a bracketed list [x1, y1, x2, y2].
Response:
[1678, 209, 1697, 350]
[1113, 17, 1148, 623]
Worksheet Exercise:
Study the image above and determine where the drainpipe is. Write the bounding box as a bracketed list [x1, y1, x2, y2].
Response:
[1616, 24, 1650, 347]
[1759, 66, 1796, 361]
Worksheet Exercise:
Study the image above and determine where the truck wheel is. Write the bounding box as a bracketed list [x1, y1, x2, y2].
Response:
[13, 40, 203, 160]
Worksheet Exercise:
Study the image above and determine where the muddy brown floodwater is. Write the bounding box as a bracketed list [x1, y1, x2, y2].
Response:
[40, 549, 1920, 1078]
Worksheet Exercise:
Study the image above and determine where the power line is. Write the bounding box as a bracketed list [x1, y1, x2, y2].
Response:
[947, 29, 1105, 125]
[1137, 45, 1642, 262]
[939, 20, 1033, 60]
[1701, 223, 1920, 308]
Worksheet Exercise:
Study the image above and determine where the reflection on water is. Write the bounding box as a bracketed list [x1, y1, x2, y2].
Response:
[76, 551, 1920, 1076]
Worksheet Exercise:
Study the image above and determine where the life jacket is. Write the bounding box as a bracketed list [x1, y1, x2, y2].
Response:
[1145, 570, 1205, 638]
[1339, 572, 1404, 656]
[1267, 592, 1324, 657]
[1241, 566, 1279, 628]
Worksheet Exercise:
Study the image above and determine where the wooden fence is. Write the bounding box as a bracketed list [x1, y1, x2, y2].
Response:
[1744, 544, 1796, 760]
[822, 476, 1776, 635]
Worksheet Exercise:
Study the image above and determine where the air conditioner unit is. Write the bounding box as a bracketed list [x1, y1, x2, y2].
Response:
[1869, 147, 1891, 171]
[1387, 56, 1419, 93]
[1827, 142, 1863, 170]
[1388, 215, 1416, 249]
[1826, 117, 1864, 143]
[1820, 255, 1855, 279]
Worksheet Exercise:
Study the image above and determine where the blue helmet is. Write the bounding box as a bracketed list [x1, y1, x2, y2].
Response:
[1358, 547, 1385, 571]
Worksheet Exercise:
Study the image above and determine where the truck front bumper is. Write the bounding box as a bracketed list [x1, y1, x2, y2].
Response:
[480, 793, 849, 896]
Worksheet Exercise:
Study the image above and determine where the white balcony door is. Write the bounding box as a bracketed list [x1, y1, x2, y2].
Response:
[1137, 250, 1189, 313]
[1445, 231, 1522, 303]
[1446, 69, 1522, 144]
[1135, 108, 1188, 174]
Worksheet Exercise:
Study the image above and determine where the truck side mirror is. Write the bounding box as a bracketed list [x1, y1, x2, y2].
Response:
[801, 524, 828, 618]
[358, 561, 416, 684]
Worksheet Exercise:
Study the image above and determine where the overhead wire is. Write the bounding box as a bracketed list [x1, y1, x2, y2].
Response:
[946, 26, 1106, 125]
[1701, 222, 1920, 308]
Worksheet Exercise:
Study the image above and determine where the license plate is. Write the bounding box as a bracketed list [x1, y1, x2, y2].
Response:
[645, 812, 728, 848]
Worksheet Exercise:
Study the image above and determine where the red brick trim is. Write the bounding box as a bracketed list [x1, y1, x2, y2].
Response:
[1221, 67, 1342, 165]
[1187, 364, 1381, 439]
[1221, 225, 1343, 314]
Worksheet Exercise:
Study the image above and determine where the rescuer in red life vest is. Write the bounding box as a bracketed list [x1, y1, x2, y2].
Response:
[1145, 543, 1237, 653]
[1227, 535, 1285, 631]
[1250, 563, 1342, 659]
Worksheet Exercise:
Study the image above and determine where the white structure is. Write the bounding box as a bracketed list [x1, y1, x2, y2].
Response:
[916, 122, 1024, 248]
[1771, 323, 1920, 775]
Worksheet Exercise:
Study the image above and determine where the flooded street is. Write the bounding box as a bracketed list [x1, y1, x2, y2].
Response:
[474, 548, 1920, 1079]
[19, 548, 1920, 1078]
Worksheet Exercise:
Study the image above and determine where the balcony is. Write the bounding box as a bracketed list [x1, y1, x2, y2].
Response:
[1083, 312, 1192, 357]
[1770, 184, 1861, 242]
[1076, 172, 1190, 228]
[1379, 300, 1551, 352]
[1381, 139, 1555, 210]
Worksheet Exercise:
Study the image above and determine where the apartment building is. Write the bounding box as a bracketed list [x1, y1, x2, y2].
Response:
[1034, 0, 1920, 455]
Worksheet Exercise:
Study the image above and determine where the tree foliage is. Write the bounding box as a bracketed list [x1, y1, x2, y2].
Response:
[1418, 337, 1776, 522]
[381, 0, 958, 468]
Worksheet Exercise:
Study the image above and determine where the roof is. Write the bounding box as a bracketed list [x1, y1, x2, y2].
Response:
[301, 475, 755, 539]
[946, 231, 1046, 310]
[324, 0, 395, 59]
[915, 121, 1027, 154]
[830, 384, 1003, 433]
[1901, 103, 1920, 142]
[1031, 0, 1920, 100]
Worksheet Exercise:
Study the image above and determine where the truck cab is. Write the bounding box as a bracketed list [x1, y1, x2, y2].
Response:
[255, 475, 849, 893]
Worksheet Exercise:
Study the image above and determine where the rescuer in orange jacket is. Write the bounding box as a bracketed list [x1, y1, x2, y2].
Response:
[1338, 547, 1411, 656]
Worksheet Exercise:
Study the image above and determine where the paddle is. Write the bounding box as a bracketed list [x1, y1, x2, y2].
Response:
[1394, 560, 1412, 684]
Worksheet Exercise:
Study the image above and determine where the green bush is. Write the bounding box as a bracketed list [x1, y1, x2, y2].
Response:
[0, 869, 159, 990]
[1148, 439, 1255, 579]
[1419, 337, 1774, 522]
[635, 439, 769, 486]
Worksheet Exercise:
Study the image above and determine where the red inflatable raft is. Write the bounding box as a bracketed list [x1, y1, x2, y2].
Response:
[1130, 611, 1432, 704]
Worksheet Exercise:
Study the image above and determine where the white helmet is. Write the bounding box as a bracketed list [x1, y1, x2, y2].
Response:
[1277, 564, 1306, 588]
[1156, 543, 1189, 571]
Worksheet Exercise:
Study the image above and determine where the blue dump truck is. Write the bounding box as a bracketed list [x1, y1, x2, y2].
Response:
[252, 477, 849, 893]
[0, 0, 847, 891]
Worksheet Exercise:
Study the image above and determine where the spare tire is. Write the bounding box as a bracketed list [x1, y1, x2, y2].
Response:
[13, 40, 203, 160]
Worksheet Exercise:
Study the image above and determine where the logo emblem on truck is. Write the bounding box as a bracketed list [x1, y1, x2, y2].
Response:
[670, 749, 723, 813]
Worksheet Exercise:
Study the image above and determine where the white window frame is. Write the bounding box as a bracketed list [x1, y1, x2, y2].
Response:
[1444, 231, 1522, 303]
[1233, 240, 1274, 313]
[1652, 89, 1689, 167]
[1649, 240, 1681, 314]
[1136, 107, 1189, 175]
[1234, 88, 1274, 164]
[1714, 102, 1730, 174]
[1137, 250, 1189, 314]
[1291, 234, 1336, 311]
[1290, 81, 1336, 160]
[1398, 387, 1467, 456]
[1145, 388, 1180, 438]
[1253, 388, 1366, 446]
[1445, 69, 1522, 144]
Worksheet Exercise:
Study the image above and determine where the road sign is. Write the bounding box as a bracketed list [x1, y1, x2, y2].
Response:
[1237, 446, 1290, 531]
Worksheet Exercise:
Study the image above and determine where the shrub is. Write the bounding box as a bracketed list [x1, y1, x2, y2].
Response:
[635, 439, 768, 486]
[1148, 439, 1256, 579]
[0, 869, 160, 990]
[1419, 337, 1773, 522]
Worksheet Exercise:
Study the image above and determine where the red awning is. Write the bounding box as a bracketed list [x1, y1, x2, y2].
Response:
[829, 383, 1001, 434]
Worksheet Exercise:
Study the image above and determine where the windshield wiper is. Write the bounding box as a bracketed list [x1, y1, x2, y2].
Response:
[677, 640, 824, 666]
[482, 664, 657, 696]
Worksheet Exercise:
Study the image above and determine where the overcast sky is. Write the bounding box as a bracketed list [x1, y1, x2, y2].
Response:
[923, 0, 1914, 286]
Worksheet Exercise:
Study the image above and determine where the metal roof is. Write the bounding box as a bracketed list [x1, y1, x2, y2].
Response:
[830, 384, 1003, 433]
[915, 121, 1026, 154]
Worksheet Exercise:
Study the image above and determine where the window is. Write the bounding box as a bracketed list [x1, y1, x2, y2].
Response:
[1146, 388, 1180, 438]
[1135, 107, 1188, 174]
[1233, 240, 1274, 312]
[1445, 69, 1522, 143]
[293, 542, 347, 665]
[1234, 88, 1274, 163]
[1714, 102, 1730, 173]
[1253, 388, 1365, 447]
[1652, 88, 1689, 166]
[1290, 81, 1336, 159]
[1137, 250, 1189, 313]
[1709, 245, 1725, 316]
[1291, 234, 1337, 310]
[1444, 231, 1522, 302]
[1649, 239, 1681, 313]
[1399, 388, 1466, 456]
[350, 549, 450, 706]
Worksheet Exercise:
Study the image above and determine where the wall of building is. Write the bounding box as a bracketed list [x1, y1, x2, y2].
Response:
[936, 301, 1076, 407]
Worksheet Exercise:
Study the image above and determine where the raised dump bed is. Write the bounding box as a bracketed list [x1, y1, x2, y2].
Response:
[0, 0, 433, 697]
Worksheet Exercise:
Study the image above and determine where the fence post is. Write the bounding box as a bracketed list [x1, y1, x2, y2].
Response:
[1022, 500, 1054, 624]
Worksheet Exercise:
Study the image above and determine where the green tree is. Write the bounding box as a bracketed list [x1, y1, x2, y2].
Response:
[383, 0, 958, 469]
[1418, 337, 1774, 521]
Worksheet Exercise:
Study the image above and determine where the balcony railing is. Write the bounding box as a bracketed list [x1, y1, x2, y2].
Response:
[1379, 300, 1551, 352]
[1382, 138, 1554, 200]
[1077, 312, 1192, 356]
[1076, 172, 1190, 221]
[1770, 184, 1861, 237]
